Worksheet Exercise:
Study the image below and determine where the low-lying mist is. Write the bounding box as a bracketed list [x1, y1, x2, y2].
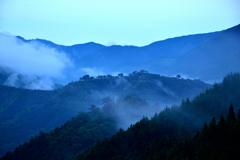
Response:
[82, 71, 213, 129]
[97, 96, 166, 129]
[85, 76, 183, 129]
[0, 34, 73, 90]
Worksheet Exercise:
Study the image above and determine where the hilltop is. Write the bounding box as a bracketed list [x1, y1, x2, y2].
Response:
[0, 71, 210, 157]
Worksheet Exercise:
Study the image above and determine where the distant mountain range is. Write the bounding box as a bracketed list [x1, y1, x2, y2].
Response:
[0, 24, 240, 89]
[108, 24, 240, 82]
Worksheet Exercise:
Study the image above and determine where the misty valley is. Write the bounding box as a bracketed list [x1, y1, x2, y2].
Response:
[0, 24, 240, 160]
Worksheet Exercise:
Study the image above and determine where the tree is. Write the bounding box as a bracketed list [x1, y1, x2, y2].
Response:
[140, 70, 148, 74]
[118, 73, 123, 77]
[132, 71, 138, 75]
[218, 115, 226, 131]
[176, 74, 181, 79]
[107, 75, 113, 79]
[237, 109, 240, 120]
[102, 75, 107, 79]
[101, 97, 115, 114]
[97, 75, 103, 79]
[227, 104, 236, 123]
[88, 105, 100, 113]
[82, 75, 90, 80]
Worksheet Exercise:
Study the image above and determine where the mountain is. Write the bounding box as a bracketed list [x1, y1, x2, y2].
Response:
[77, 45, 152, 68]
[77, 73, 240, 160]
[112, 24, 240, 82]
[15, 35, 106, 60]
[0, 33, 106, 88]
[0, 73, 8, 85]
[39, 24, 240, 84]
[76, 73, 240, 160]
[13, 30, 220, 70]
[76, 32, 220, 68]
[0, 28, 223, 89]
[1, 72, 240, 160]
[142, 32, 220, 57]
[15, 31, 219, 62]
[0, 72, 211, 157]
[174, 24, 240, 81]
[1, 24, 239, 158]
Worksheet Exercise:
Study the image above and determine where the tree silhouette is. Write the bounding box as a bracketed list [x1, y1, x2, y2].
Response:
[227, 103, 236, 123]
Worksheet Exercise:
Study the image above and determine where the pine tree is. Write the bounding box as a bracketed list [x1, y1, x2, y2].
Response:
[237, 109, 240, 120]
[227, 104, 236, 123]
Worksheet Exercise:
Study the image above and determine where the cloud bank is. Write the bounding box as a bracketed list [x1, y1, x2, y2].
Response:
[0, 34, 72, 89]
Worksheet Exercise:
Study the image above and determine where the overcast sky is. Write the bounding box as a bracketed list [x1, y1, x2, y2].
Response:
[0, 0, 240, 46]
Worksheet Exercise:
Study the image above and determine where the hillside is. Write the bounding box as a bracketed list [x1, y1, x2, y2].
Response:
[0, 71, 210, 157]
[77, 72, 240, 160]
[174, 24, 240, 81]
[110, 24, 240, 83]
[142, 32, 220, 57]
[1, 72, 239, 160]
[0, 96, 156, 160]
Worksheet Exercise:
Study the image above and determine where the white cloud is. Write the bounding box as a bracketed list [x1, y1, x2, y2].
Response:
[0, 34, 72, 77]
[0, 34, 73, 89]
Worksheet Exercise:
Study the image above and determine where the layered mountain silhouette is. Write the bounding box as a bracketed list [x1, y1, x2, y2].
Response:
[0, 24, 240, 158]
[0, 24, 239, 89]
[109, 24, 240, 82]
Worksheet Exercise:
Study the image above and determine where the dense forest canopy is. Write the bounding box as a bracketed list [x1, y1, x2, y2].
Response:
[1, 72, 240, 160]
[77, 73, 240, 160]
[0, 71, 211, 157]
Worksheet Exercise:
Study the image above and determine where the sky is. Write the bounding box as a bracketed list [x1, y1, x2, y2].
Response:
[0, 0, 240, 46]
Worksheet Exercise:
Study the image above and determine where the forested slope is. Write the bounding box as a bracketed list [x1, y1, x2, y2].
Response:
[77, 73, 240, 160]
[1, 73, 240, 160]
[0, 96, 155, 160]
[0, 71, 211, 157]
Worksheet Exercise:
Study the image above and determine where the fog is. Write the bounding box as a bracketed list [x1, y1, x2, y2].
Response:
[0, 34, 72, 90]
[87, 76, 179, 129]
[99, 95, 166, 130]
[155, 80, 177, 98]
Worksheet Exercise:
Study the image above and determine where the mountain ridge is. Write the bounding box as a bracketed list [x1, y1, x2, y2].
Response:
[0, 24, 239, 89]
[0, 72, 211, 157]
[109, 24, 240, 82]
[1, 72, 240, 160]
